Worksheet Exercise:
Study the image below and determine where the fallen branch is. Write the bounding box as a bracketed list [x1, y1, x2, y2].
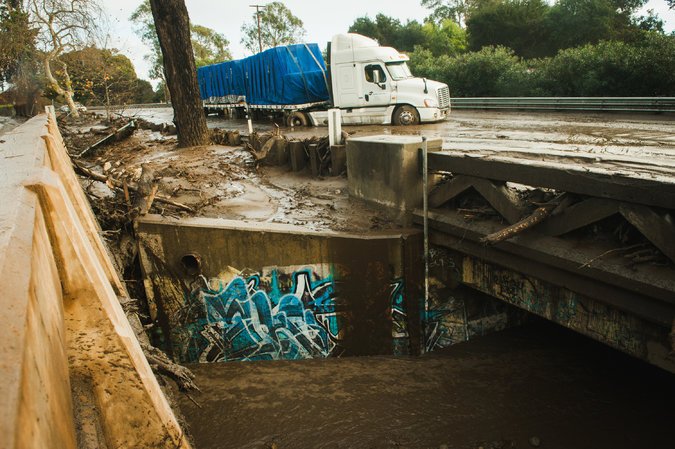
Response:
[578, 242, 647, 269]
[77, 120, 136, 158]
[480, 205, 555, 245]
[73, 161, 195, 213]
[141, 341, 199, 391]
[118, 296, 198, 392]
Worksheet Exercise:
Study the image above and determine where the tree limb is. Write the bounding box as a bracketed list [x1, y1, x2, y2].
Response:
[480, 204, 556, 245]
[73, 161, 195, 213]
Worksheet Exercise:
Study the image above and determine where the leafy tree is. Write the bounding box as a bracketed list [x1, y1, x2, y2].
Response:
[467, 0, 552, 58]
[538, 33, 675, 96]
[349, 14, 428, 52]
[421, 0, 490, 27]
[635, 9, 664, 33]
[133, 79, 158, 104]
[28, 0, 101, 117]
[60, 47, 138, 107]
[191, 24, 232, 66]
[545, 0, 646, 52]
[0, 2, 37, 88]
[240, 1, 305, 53]
[130, 0, 232, 91]
[422, 19, 468, 56]
[349, 14, 468, 56]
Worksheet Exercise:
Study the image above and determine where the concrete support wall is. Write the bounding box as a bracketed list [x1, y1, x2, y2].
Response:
[136, 216, 424, 362]
[347, 135, 442, 220]
[0, 110, 191, 449]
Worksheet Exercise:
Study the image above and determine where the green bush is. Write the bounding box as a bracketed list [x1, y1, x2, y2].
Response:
[409, 32, 675, 97]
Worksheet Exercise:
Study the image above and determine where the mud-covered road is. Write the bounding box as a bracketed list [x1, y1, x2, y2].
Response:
[172, 321, 675, 449]
[114, 107, 675, 159]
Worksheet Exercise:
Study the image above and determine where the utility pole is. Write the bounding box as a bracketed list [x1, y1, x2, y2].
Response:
[249, 4, 266, 53]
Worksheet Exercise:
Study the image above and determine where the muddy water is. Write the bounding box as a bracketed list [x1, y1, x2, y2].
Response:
[171, 321, 675, 449]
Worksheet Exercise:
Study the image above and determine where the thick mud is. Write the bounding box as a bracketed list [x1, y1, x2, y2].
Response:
[172, 321, 675, 449]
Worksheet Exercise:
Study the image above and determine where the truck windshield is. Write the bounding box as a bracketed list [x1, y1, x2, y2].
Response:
[386, 62, 413, 80]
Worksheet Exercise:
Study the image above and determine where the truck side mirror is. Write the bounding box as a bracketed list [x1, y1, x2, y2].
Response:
[372, 70, 381, 84]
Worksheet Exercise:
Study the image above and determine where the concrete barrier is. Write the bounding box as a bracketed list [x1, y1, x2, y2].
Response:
[347, 135, 442, 221]
[0, 108, 191, 449]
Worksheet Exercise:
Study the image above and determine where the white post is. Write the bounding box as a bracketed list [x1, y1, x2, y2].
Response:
[245, 102, 253, 135]
[328, 108, 342, 146]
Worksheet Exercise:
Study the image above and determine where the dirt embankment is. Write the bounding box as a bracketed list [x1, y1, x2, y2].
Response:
[61, 113, 394, 233]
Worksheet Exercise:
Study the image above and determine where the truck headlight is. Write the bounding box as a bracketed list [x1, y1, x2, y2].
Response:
[424, 98, 438, 108]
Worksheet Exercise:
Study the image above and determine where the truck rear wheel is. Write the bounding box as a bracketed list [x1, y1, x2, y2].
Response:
[286, 111, 309, 127]
[392, 105, 420, 126]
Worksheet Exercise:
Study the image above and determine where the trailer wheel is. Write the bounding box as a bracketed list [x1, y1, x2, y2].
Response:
[392, 105, 420, 126]
[286, 111, 309, 127]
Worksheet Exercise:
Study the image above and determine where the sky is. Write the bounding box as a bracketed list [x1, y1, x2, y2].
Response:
[102, 0, 675, 83]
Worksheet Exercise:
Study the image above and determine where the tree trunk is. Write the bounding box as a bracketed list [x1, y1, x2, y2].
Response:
[43, 55, 79, 118]
[149, 0, 209, 148]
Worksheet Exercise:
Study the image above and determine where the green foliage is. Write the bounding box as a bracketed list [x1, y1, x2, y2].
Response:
[130, 0, 232, 79]
[546, 0, 623, 52]
[410, 45, 533, 96]
[537, 33, 675, 96]
[421, 0, 478, 27]
[134, 79, 160, 103]
[129, 0, 164, 81]
[191, 24, 232, 67]
[349, 14, 427, 52]
[348, 14, 466, 56]
[0, 5, 38, 88]
[59, 47, 137, 105]
[422, 20, 468, 56]
[240, 2, 305, 53]
[408, 32, 674, 97]
[467, 0, 552, 58]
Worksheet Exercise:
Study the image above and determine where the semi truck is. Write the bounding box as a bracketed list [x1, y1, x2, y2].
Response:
[197, 33, 450, 126]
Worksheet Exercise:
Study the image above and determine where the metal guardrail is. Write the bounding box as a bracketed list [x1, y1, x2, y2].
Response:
[450, 97, 675, 113]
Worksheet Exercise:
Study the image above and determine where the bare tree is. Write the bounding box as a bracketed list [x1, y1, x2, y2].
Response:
[28, 0, 100, 117]
[149, 0, 209, 147]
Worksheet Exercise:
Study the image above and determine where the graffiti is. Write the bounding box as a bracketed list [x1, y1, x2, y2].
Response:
[390, 278, 410, 355]
[176, 265, 341, 363]
[390, 279, 407, 338]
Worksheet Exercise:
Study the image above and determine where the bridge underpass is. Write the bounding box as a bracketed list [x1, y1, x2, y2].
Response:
[413, 145, 675, 373]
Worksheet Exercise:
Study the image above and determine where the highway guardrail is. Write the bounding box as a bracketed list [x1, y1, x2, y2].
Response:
[450, 97, 675, 113]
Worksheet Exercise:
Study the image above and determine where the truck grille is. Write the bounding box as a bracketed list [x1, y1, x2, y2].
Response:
[437, 86, 450, 109]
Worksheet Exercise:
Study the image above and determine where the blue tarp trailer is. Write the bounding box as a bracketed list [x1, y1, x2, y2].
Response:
[197, 43, 330, 107]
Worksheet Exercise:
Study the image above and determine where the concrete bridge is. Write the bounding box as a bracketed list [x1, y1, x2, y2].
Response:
[2, 109, 673, 448]
[348, 134, 675, 372]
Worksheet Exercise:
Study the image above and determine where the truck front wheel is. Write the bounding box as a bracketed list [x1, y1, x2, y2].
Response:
[392, 105, 420, 126]
[286, 111, 309, 127]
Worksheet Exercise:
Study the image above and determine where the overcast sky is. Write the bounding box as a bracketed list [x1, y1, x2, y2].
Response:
[101, 0, 675, 83]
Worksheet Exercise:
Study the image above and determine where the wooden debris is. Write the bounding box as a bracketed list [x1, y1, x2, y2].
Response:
[77, 119, 136, 158]
[480, 204, 556, 245]
[577, 242, 647, 269]
[133, 164, 158, 217]
[73, 161, 195, 213]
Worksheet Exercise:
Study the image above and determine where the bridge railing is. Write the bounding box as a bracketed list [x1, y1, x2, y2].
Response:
[450, 97, 675, 113]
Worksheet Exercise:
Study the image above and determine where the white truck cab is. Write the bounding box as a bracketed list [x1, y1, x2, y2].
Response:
[308, 33, 450, 126]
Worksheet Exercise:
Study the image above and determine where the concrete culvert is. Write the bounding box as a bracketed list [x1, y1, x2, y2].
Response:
[180, 253, 202, 276]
